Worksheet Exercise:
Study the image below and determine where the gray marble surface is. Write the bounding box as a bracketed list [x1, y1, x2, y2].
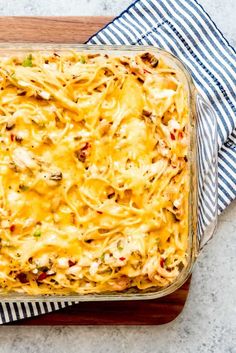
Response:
[0, 0, 235, 352]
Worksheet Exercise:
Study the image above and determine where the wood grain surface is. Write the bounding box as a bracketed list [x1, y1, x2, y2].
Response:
[1, 16, 191, 325]
[0, 17, 113, 43]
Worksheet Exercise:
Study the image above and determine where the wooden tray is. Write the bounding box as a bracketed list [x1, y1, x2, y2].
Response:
[1, 16, 191, 325]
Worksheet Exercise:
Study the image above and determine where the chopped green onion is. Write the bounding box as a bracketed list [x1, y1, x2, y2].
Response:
[80, 56, 86, 64]
[117, 240, 124, 251]
[33, 229, 41, 237]
[22, 54, 33, 67]
[165, 257, 172, 267]
[10, 73, 16, 80]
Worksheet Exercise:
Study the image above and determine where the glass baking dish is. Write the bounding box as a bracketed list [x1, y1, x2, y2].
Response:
[0, 44, 218, 302]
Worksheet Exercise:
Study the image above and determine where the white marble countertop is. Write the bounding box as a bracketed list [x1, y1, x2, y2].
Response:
[0, 0, 235, 352]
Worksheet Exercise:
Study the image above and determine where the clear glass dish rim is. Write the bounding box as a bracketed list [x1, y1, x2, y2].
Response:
[0, 43, 210, 302]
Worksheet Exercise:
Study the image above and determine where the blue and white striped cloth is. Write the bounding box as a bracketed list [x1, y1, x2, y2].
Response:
[1, 0, 235, 324]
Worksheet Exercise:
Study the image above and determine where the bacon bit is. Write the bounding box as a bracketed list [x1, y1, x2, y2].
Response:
[140, 52, 159, 68]
[96, 211, 103, 214]
[75, 142, 91, 163]
[119, 257, 126, 261]
[137, 77, 144, 83]
[16, 273, 28, 283]
[75, 150, 86, 163]
[6, 123, 15, 131]
[68, 260, 76, 267]
[108, 192, 115, 199]
[10, 224, 15, 232]
[37, 272, 47, 281]
[18, 91, 26, 96]
[160, 258, 165, 268]
[15, 136, 23, 143]
[170, 133, 175, 140]
[142, 109, 152, 118]
[179, 131, 184, 139]
[81, 142, 91, 151]
[10, 134, 15, 142]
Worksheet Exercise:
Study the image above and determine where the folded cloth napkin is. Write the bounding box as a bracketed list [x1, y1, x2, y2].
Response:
[1, 0, 235, 324]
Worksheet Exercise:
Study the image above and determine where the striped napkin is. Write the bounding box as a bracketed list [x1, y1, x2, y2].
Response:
[0, 0, 235, 324]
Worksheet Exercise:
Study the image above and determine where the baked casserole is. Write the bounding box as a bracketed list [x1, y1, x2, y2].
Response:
[0, 50, 189, 295]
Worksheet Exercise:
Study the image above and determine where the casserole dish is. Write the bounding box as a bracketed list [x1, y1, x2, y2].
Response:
[0, 44, 218, 301]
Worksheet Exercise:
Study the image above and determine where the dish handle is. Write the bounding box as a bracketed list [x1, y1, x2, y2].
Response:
[196, 94, 218, 250]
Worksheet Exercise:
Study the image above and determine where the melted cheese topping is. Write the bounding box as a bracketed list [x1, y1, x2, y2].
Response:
[0, 51, 189, 295]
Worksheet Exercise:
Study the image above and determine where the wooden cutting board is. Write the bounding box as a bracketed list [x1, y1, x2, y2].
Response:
[1, 16, 191, 325]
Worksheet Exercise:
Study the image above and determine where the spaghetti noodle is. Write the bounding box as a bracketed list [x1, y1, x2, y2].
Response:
[0, 50, 189, 294]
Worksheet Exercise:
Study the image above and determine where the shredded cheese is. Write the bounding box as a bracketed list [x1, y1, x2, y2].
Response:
[0, 51, 189, 295]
